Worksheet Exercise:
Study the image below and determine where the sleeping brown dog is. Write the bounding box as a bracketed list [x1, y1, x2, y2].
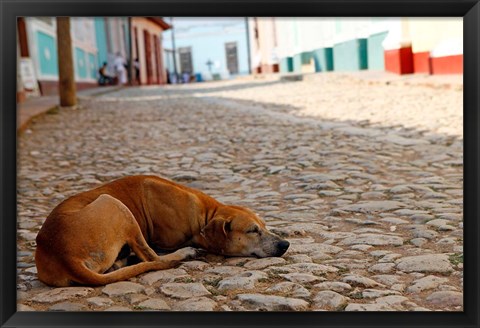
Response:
[35, 175, 290, 287]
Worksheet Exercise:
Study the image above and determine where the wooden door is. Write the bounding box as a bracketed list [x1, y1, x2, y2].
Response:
[154, 35, 164, 84]
[143, 29, 153, 84]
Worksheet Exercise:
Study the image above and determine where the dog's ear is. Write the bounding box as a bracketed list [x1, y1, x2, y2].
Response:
[201, 217, 231, 241]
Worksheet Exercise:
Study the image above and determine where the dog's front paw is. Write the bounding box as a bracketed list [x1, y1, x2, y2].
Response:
[174, 246, 202, 260]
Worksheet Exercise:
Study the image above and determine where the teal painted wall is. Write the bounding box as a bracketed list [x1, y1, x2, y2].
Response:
[303, 52, 313, 64]
[333, 39, 368, 71]
[94, 18, 108, 66]
[367, 31, 388, 70]
[123, 23, 130, 57]
[280, 57, 293, 73]
[313, 48, 333, 72]
[75, 48, 87, 78]
[293, 52, 314, 73]
[88, 53, 97, 79]
[36, 31, 58, 76]
[292, 53, 302, 73]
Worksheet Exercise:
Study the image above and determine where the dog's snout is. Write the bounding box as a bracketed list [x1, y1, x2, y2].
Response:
[275, 240, 290, 256]
[278, 240, 290, 251]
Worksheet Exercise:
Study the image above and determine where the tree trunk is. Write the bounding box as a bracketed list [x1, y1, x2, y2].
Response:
[16, 25, 25, 103]
[56, 17, 76, 107]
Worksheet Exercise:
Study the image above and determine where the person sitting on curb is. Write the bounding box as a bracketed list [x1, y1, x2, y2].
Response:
[98, 62, 115, 86]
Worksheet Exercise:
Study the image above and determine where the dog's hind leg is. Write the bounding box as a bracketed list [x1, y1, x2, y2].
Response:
[66, 194, 199, 285]
[69, 246, 199, 285]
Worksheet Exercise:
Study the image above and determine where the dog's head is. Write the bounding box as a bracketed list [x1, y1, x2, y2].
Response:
[199, 205, 289, 257]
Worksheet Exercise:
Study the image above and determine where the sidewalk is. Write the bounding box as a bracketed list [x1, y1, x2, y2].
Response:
[17, 85, 122, 134]
[334, 71, 463, 90]
[281, 70, 463, 90]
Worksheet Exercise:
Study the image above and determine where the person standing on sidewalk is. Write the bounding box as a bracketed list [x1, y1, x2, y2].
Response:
[134, 58, 140, 85]
[114, 52, 127, 85]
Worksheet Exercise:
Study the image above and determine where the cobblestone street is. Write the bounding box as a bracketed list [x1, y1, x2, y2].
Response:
[17, 74, 463, 311]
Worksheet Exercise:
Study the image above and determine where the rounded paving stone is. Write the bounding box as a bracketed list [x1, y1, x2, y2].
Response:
[314, 282, 352, 293]
[266, 282, 311, 298]
[160, 283, 211, 299]
[313, 291, 348, 310]
[176, 297, 218, 311]
[102, 282, 145, 297]
[140, 269, 189, 285]
[426, 291, 463, 307]
[31, 287, 94, 303]
[237, 293, 309, 311]
[395, 254, 454, 273]
[243, 257, 286, 270]
[406, 275, 449, 293]
[87, 296, 114, 307]
[49, 302, 88, 311]
[136, 298, 171, 310]
[217, 271, 267, 291]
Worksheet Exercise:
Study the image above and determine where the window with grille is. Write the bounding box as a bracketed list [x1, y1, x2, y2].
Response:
[225, 42, 238, 74]
[179, 47, 193, 74]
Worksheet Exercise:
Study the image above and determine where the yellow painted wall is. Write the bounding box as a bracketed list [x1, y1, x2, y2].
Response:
[409, 18, 462, 53]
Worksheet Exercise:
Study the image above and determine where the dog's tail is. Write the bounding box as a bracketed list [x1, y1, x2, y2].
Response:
[69, 259, 178, 286]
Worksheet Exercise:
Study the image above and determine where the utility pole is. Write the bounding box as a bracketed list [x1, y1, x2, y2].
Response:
[170, 17, 178, 83]
[128, 17, 134, 85]
[245, 17, 251, 74]
[56, 17, 76, 107]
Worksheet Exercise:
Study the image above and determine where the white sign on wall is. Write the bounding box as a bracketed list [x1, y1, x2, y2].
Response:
[20, 57, 40, 96]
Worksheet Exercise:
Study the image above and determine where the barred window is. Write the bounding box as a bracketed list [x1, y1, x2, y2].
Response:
[36, 17, 54, 26]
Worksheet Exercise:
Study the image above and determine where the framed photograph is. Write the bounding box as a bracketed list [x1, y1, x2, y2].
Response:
[1, 1, 478, 328]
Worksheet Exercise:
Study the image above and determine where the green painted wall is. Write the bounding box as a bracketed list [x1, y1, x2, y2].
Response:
[313, 48, 333, 72]
[75, 48, 87, 78]
[333, 39, 368, 71]
[292, 53, 302, 73]
[36, 31, 58, 76]
[367, 31, 388, 70]
[94, 18, 108, 66]
[280, 57, 294, 73]
[293, 52, 314, 73]
[88, 53, 97, 79]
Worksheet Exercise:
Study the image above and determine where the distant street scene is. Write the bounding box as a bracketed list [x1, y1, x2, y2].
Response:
[16, 17, 463, 312]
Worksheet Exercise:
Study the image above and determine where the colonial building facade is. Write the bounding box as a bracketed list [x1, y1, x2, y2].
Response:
[250, 17, 462, 76]
[131, 17, 170, 85]
[162, 18, 250, 81]
[18, 17, 100, 96]
[17, 16, 171, 98]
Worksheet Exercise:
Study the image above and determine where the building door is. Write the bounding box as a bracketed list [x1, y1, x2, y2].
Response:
[225, 42, 238, 74]
[179, 47, 193, 74]
[143, 30, 153, 84]
[154, 35, 164, 84]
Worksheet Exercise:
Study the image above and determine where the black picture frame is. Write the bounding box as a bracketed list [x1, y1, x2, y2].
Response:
[1, 1, 478, 327]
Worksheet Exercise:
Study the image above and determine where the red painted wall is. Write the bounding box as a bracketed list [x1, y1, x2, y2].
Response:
[431, 55, 463, 74]
[413, 51, 430, 74]
[384, 46, 414, 75]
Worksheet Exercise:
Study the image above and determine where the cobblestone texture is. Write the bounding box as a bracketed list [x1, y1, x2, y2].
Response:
[17, 75, 463, 311]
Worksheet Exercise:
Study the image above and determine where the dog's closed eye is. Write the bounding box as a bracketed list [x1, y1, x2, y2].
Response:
[247, 226, 260, 234]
